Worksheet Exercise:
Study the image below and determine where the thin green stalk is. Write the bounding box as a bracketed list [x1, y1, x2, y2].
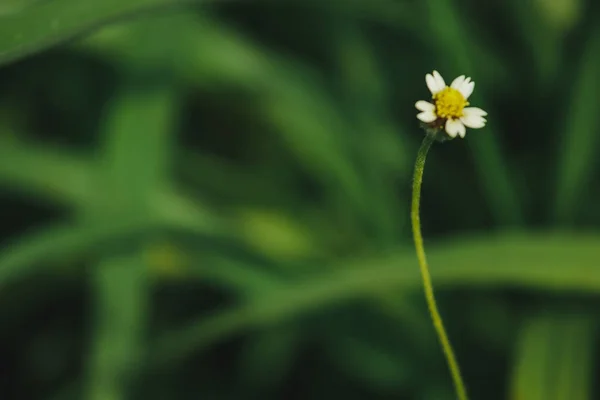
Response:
[411, 132, 468, 400]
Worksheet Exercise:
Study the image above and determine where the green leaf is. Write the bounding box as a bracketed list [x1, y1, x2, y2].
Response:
[90, 83, 176, 217]
[552, 27, 600, 225]
[0, 223, 283, 295]
[0, 0, 204, 67]
[0, 221, 158, 290]
[551, 314, 595, 400]
[0, 140, 224, 236]
[234, 208, 318, 261]
[509, 310, 595, 400]
[76, 13, 272, 87]
[87, 253, 149, 400]
[0, 141, 89, 207]
[149, 232, 600, 367]
[79, 14, 369, 223]
[86, 83, 176, 400]
[0, 0, 46, 17]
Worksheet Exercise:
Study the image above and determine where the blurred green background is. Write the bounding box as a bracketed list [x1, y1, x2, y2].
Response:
[1, 0, 600, 399]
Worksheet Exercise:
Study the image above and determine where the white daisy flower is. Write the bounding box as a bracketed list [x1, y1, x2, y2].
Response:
[415, 70, 487, 139]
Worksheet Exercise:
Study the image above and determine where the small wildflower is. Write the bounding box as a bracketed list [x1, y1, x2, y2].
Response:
[415, 70, 487, 139]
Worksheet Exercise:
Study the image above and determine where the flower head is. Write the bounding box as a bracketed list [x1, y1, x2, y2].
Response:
[415, 70, 487, 139]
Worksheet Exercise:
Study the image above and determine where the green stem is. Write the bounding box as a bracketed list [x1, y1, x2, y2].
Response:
[411, 133, 468, 400]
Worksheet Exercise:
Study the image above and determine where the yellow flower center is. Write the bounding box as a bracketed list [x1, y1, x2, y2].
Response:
[433, 87, 469, 119]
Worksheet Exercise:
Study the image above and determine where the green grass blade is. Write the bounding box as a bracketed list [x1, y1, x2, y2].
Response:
[87, 254, 149, 400]
[552, 28, 600, 225]
[509, 313, 554, 400]
[0, 221, 157, 289]
[552, 314, 595, 400]
[0, 141, 224, 236]
[0, 141, 89, 206]
[0, 0, 206, 66]
[149, 232, 600, 366]
[86, 83, 176, 400]
[78, 14, 369, 221]
[509, 311, 595, 400]
[91, 83, 175, 213]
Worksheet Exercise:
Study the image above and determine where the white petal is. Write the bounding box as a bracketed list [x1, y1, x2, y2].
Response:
[458, 77, 470, 94]
[417, 111, 437, 123]
[461, 114, 486, 129]
[426, 73, 441, 95]
[445, 119, 463, 138]
[415, 100, 435, 112]
[460, 77, 471, 90]
[432, 70, 446, 91]
[425, 74, 436, 94]
[463, 107, 487, 117]
[459, 80, 475, 99]
[457, 122, 467, 138]
[451, 75, 465, 89]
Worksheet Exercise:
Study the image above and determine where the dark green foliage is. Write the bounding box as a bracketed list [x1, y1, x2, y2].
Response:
[0, 0, 598, 399]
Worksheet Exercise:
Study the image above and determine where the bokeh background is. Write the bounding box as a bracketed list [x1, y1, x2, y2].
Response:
[1, 0, 600, 399]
